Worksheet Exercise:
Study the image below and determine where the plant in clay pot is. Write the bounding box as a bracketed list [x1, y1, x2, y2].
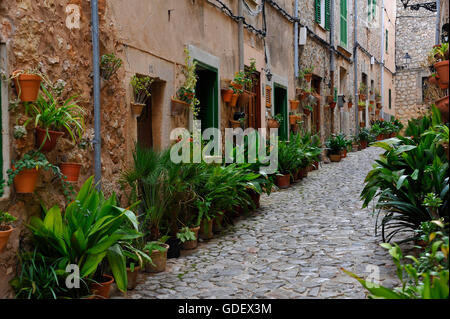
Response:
[120, 237, 151, 291]
[100, 53, 122, 88]
[144, 237, 170, 273]
[177, 226, 198, 250]
[0, 211, 17, 253]
[130, 74, 153, 116]
[347, 95, 353, 108]
[358, 82, 368, 101]
[289, 99, 300, 111]
[1, 66, 48, 102]
[299, 66, 314, 82]
[358, 100, 366, 111]
[432, 43, 449, 88]
[275, 140, 296, 189]
[325, 135, 343, 162]
[268, 113, 283, 128]
[303, 104, 313, 116]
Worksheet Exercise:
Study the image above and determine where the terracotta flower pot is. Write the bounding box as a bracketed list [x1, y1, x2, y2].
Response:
[35, 127, 64, 152]
[131, 102, 145, 116]
[435, 95, 449, 121]
[13, 73, 42, 102]
[340, 149, 347, 158]
[183, 226, 200, 250]
[222, 89, 234, 103]
[299, 167, 308, 178]
[359, 94, 367, 101]
[89, 274, 114, 299]
[360, 122, 366, 127]
[289, 100, 300, 111]
[199, 219, 214, 240]
[360, 140, 368, 149]
[348, 102, 353, 109]
[213, 214, 224, 233]
[145, 243, 169, 273]
[13, 167, 39, 194]
[376, 134, 384, 141]
[230, 81, 243, 91]
[390, 132, 397, 138]
[229, 93, 239, 107]
[59, 163, 82, 182]
[429, 75, 439, 86]
[275, 174, 290, 189]
[289, 115, 297, 125]
[267, 118, 280, 128]
[304, 73, 312, 82]
[434, 60, 449, 89]
[126, 266, 141, 290]
[329, 154, 341, 162]
[303, 108, 311, 116]
[0, 226, 14, 253]
[313, 161, 319, 170]
[237, 91, 251, 107]
[443, 143, 449, 160]
[249, 192, 261, 209]
[171, 98, 190, 116]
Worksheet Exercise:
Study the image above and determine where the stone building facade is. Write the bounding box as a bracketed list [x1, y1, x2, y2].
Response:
[395, 0, 438, 125]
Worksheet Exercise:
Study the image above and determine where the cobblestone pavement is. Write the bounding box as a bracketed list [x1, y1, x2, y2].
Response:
[121, 147, 407, 299]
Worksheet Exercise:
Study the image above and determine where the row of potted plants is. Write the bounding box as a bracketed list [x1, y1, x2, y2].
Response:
[223, 59, 257, 108]
[370, 118, 403, 141]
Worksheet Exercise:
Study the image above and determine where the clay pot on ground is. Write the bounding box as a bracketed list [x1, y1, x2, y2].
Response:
[145, 243, 169, 272]
[289, 100, 300, 111]
[434, 60, 449, 89]
[248, 191, 261, 209]
[304, 73, 312, 82]
[221, 89, 234, 103]
[131, 102, 145, 116]
[443, 143, 449, 160]
[275, 174, 290, 189]
[329, 154, 341, 162]
[0, 226, 14, 253]
[376, 134, 384, 141]
[183, 226, 200, 250]
[89, 274, 114, 299]
[360, 122, 366, 128]
[435, 95, 449, 121]
[35, 127, 64, 152]
[299, 167, 308, 178]
[340, 149, 347, 158]
[313, 161, 319, 170]
[59, 163, 82, 182]
[126, 266, 141, 290]
[267, 118, 280, 128]
[171, 98, 190, 116]
[13, 167, 39, 194]
[199, 219, 214, 240]
[213, 214, 224, 233]
[390, 132, 397, 138]
[360, 140, 368, 149]
[229, 93, 240, 107]
[13, 73, 42, 102]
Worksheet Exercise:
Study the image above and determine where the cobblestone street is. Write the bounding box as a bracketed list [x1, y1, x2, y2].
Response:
[122, 147, 403, 299]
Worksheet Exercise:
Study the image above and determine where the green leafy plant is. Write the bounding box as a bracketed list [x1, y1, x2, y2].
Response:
[359, 82, 368, 95]
[358, 128, 371, 142]
[245, 58, 257, 90]
[177, 48, 200, 117]
[325, 135, 344, 155]
[0, 211, 17, 228]
[131, 75, 153, 105]
[100, 53, 123, 81]
[432, 42, 449, 62]
[273, 114, 284, 125]
[176, 227, 196, 243]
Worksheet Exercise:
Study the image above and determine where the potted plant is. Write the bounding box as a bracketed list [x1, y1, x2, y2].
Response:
[359, 82, 367, 101]
[0, 212, 16, 253]
[59, 161, 82, 183]
[348, 95, 353, 108]
[429, 73, 439, 86]
[358, 100, 366, 111]
[130, 75, 153, 116]
[268, 114, 283, 128]
[432, 43, 449, 89]
[325, 135, 342, 162]
[100, 53, 122, 87]
[303, 104, 313, 116]
[276, 141, 295, 189]
[434, 98, 449, 120]
[178, 226, 199, 250]
[120, 238, 151, 291]
[358, 128, 371, 149]
[144, 237, 170, 273]
[299, 67, 314, 82]
[289, 99, 300, 111]
[1, 67, 44, 102]
[7, 151, 48, 194]
[222, 87, 234, 103]
[289, 112, 298, 125]
[196, 201, 214, 240]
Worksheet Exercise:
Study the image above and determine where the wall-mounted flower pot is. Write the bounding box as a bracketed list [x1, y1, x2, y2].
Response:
[229, 93, 239, 107]
[0, 226, 14, 253]
[267, 118, 280, 128]
[230, 81, 243, 91]
[131, 102, 145, 116]
[360, 122, 366, 127]
[329, 154, 341, 162]
[375, 109, 380, 115]
[222, 89, 234, 103]
[230, 119, 241, 129]
[304, 73, 312, 82]
[145, 243, 169, 272]
[13, 73, 42, 102]
[36, 127, 64, 152]
[275, 174, 290, 189]
[89, 274, 114, 299]
[59, 162, 82, 182]
[376, 102, 382, 109]
[289, 100, 300, 111]
[171, 98, 189, 116]
[434, 60, 449, 89]
[238, 91, 251, 107]
[13, 167, 39, 194]
[303, 108, 311, 116]
[359, 94, 367, 101]
[199, 219, 214, 240]
[289, 115, 297, 125]
[126, 266, 141, 290]
[183, 226, 201, 250]
[348, 102, 353, 109]
[435, 95, 449, 121]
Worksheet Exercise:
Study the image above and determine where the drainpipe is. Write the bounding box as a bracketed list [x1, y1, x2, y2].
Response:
[353, 0, 359, 134]
[90, 0, 102, 190]
[435, 0, 441, 44]
[380, 0, 385, 120]
[330, 0, 336, 133]
[294, 0, 299, 78]
[238, 0, 244, 70]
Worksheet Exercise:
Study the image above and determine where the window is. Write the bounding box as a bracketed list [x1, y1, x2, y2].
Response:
[340, 0, 348, 47]
[315, 0, 330, 31]
[388, 89, 392, 109]
[385, 29, 388, 53]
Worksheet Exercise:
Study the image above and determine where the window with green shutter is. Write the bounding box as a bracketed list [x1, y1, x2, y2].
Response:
[340, 0, 347, 47]
[315, 0, 321, 24]
[368, 0, 377, 21]
[324, 0, 331, 31]
[385, 29, 389, 52]
[372, 0, 377, 20]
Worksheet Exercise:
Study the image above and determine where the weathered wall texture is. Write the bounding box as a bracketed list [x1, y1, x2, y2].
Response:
[395, 0, 436, 125]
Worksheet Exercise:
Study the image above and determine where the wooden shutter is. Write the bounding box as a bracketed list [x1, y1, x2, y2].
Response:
[315, 0, 321, 24]
[325, 0, 331, 31]
[340, 0, 347, 46]
[265, 85, 272, 108]
[372, 0, 377, 20]
[368, 0, 371, 20]
[385, 29, 388, 52]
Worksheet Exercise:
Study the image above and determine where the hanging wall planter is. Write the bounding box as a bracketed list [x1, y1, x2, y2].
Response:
[429, 74, 439, 86]
[13, 167, 40, 194]
[35, 127, 64, 152]
[304, 73, 312, 82]
[221, 89, 234, 103]
[131, 102, 145, 116]
[59, 162, 82, 182]
[289, 100, 300, 111]
[237, 91, 251, 107]
[435, 95, 449, 120]
[0, 226, 14, 253]
[229, 93, 239, 107]
[359, 94, 367, 101]
[348, 102, 353, 109]
[289, 115, 297, 125]
[267, 118, 280, 128]
[230, 81, 243, 91]
[171, 98, 190, 116]
[434, 60, 449, 89]
[13, 73, 42, 102]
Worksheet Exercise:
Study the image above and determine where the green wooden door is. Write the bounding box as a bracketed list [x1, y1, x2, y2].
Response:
[195, 61, 218, 132]
[274, 84, 288, 140]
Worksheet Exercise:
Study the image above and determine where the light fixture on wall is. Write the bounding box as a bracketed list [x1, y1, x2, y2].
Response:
[403, 52, 411, 69]
[265, 68, 273, 82]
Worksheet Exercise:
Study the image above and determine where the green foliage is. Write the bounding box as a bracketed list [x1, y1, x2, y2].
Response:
[325, 134, 345, 155]
[178, 48, 200, 117]
[131, 75, 153, 104]
[176, 227, 196, 243]
[100, 53, 122, 81]
[0, 211, 17, 226]
[273, 114, 284, 125]
[358, 128, 372, 142]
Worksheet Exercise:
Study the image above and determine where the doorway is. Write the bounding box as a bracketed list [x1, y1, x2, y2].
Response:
[274, 84, 288, 140]
[245, 71, 261, 129]
[311, 76, 321, 134]
[195, 62, 219, 132]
